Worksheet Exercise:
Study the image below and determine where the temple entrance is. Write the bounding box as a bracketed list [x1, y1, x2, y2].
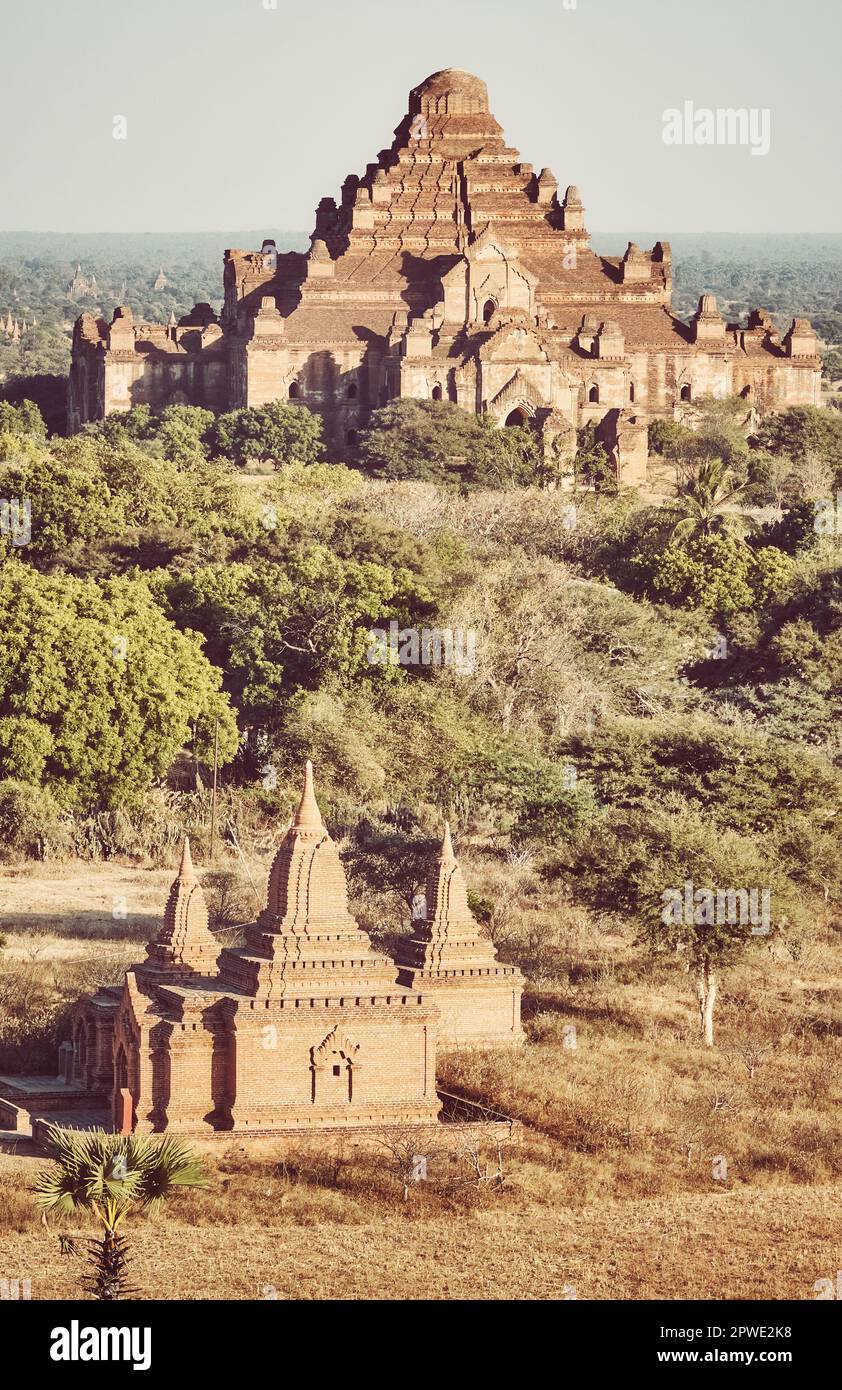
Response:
[505, 407, 529, 427]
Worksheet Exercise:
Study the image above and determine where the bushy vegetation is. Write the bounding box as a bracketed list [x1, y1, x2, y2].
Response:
[0, 392, 838, 1054]
[0, 385, 839, 1301]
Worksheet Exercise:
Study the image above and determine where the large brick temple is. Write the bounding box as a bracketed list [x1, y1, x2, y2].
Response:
[0, 764, 523, 1138]
[67, 68, 822, 483]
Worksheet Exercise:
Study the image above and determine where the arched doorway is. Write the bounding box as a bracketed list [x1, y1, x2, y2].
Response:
[482, 299, 496, 325]
[505, 407, 529, 427]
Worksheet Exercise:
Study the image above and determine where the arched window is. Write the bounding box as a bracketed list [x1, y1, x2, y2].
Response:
[588, 384, 600, 404]
[346, 382, 357, 400]
[741, 384, 752, 399]
[431, 384, 442, 401]
[680, 383, 692, 402]
[288, 381, 299, 399]
[482, 299, 496, 325]
[629, 382, 635, 403]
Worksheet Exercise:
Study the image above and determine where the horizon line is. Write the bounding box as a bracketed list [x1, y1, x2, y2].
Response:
[2, 228, 842, 239]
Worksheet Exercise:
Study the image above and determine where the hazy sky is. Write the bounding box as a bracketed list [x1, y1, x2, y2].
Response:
[1, 0, 839, 234]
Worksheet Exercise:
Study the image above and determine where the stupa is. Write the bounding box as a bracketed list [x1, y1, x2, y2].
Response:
[47, 764, 440, 1134]
[396, 823, 524, 1047]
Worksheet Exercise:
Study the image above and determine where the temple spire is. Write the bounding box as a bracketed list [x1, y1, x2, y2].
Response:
[141, 836, 218, 978]
[180, 835, 195, 878]
[293, 759, 323, 831]
[441, 819, 455, 864]
[219, 760, 398, 998]
[394, 815, 524, 1044]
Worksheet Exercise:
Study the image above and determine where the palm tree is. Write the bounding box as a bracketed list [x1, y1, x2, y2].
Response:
[34, 1126, 208, 1300]
[664, 456, 754, 543]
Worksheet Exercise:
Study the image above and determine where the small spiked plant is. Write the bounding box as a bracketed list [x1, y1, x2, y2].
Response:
[34, 1126, 208, 1300]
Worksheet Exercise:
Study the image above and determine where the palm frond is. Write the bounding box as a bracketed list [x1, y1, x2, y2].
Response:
[33, 1124, 208, 1218]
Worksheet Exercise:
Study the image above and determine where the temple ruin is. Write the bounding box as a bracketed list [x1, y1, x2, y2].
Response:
[0, 763, 522, 1138]
[67, 69, 822, 485]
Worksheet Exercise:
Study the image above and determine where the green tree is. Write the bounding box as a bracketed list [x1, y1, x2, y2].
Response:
[648, 417, 692, 457]
[345, 819, 441, 912]
[664, 457, 752, 543]
[0, 398, 46, 439]
[159, 548, 434, 732]
[0, 561, 237, 808]
[649, 399, 750, 476]
[82, 405, 155, 448]
[35, 1127, 207, 1300]
[633, 533, 794, 617]
[547, 804, 795, 1045]
[211, 400, 324, 468]
[756, 405, 842, 476]
[148, 404, 214, 465]
[465, 416, 546, 488]
[563, 718, 841, 840]
[358, 399, 545, 487]
[3, 448, 126, 556]
[5, 434, 255, 562]
[572, 421, 616, 492]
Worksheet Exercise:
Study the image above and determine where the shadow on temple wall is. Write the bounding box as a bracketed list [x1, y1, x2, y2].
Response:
[398, 250, 461, 311]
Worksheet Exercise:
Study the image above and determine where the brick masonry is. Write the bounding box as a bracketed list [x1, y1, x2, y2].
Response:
[27, 764, 524, 1136]
[66, 70, 823, 486]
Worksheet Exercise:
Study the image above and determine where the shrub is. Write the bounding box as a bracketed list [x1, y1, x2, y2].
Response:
[0, 779, 70, 859]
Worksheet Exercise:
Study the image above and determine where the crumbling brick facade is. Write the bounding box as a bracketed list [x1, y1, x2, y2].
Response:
[67, 70, 823, 486]
[396, 823, 524, 1048]
[15, 764, 523, 1137]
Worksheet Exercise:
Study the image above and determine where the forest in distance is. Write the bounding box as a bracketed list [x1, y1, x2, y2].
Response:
[1, 232, 841, 427]
[0, 223, 840, 1304]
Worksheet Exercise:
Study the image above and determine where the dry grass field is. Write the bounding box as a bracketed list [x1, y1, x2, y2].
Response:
[1, 854, 841, 1301]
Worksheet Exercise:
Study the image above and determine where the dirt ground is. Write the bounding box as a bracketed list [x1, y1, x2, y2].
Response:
[1, 859, 840, 1303]
[0, 1152, 838, 1301]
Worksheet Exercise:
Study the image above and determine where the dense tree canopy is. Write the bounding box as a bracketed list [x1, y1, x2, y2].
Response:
[0, 562, 237, 809]
[209, 401, 324, 468]
[0, 379, 837, 1005]
[357, 399, 546, 487]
